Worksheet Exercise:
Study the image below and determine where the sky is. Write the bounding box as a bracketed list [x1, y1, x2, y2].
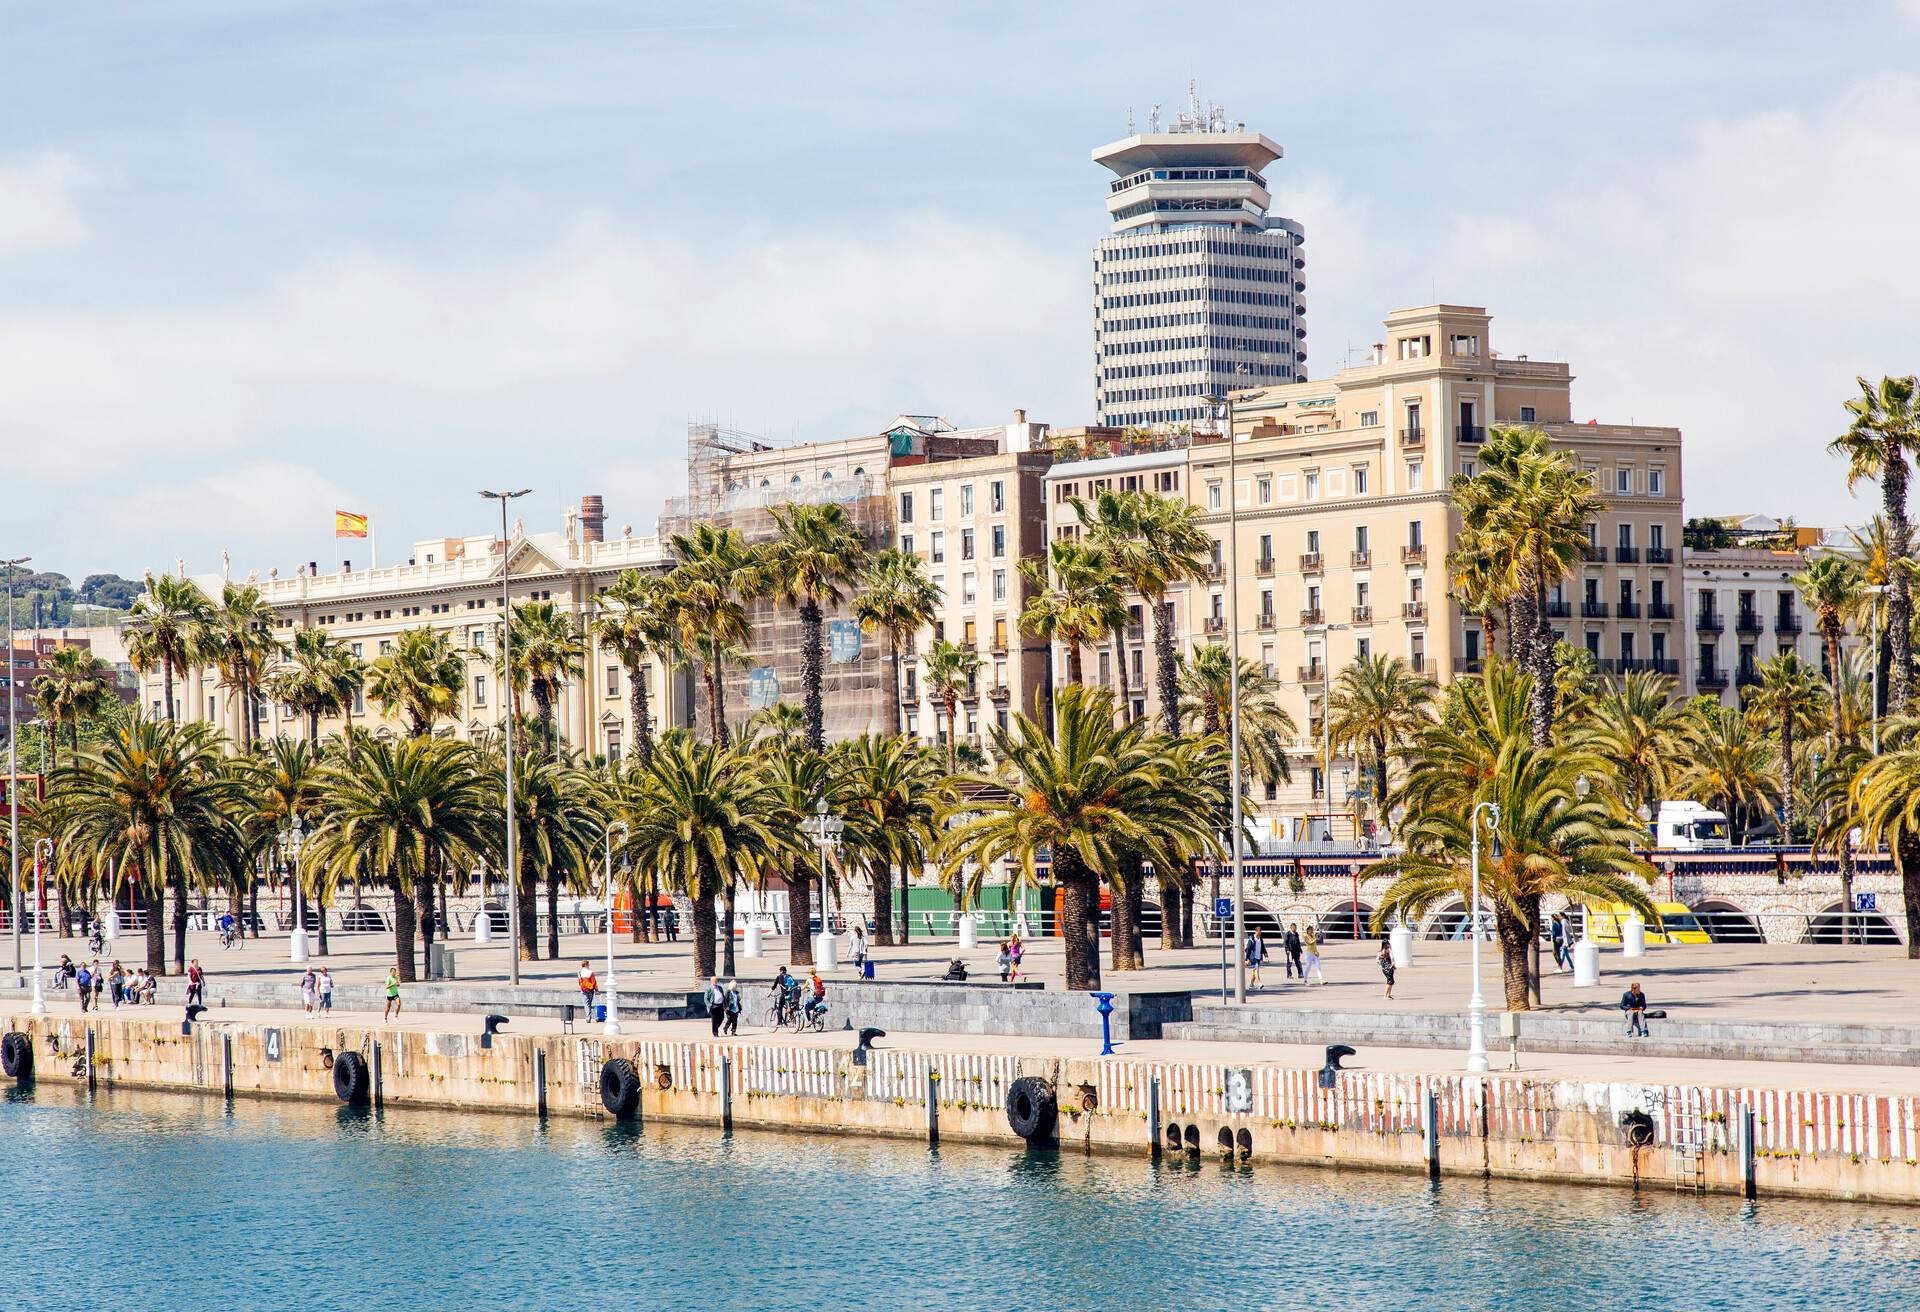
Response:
[3, 0, 1919, 584]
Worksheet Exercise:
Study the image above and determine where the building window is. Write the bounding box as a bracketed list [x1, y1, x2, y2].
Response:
[1520, 405, 1536, 422]
[1650, 523, 1666, 550]
[1649, 468, 1665, 496]
[961, 528, 975, 560]
[899, 492, 914, 523]
[1304, 471, 1320, 500]
[930, 488, 945, 519]
[1409, 520, 1424, 549]
[991, 525, 1006, 557]
[901, 534, 914, 556]
[1359, 410, 1379, 428]
[990, 481, 1004, 513]
[1208, 481, 1223, 510]
[960, 484, 974, 517]
[1617, 523, 1633, 550]
[992, 569, 1006, 602]
[1257, 476, 1272, 504]
[962, 571, 977, 604]
[1407, 461, 1423, 491]
[606, 665, 620, 697]
[1353, 464, 1369, 494]
[931, 531, 946, 563]
[1355, 525, 1369, 553]
[1616, 468, 1632, 495]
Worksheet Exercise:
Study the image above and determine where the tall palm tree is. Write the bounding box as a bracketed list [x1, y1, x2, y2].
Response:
[49, 718, 248, 974]
[592, 568, 676, 769]
[32, 646, 114, 768]
[1677, 703, 1781, 843]
[366, 626, 466, 739]
[1328, 653, 1435, 815]
[1744, 652, 1828, 842]
[623, 736, 786, 982]
[1133, 495, 1215, 735]
[1070, 489, 1148, 711]
[199, 582, 284, 752]
[268, 627, 358, 745]
[852, 549, 940, 737]
[764, 503, 868, 753]
[666, 524, 758, 746]
[303, 736, 495, 981]
[1581, 670, 1701, 822]
[923, 638, 981, 771]
[1797, 554, 1863, 695]
[513, 751, 601, 961]
[505, 601, 586, 759]
[247, 738, 327, 953]
[761, 737, 831, 965]
[1019, 537, 1125, 693]
[1831, 375, 1919, 712]
[838, 733, 946, 947]
[1845, 519, 1895, 718]
[126, 573, 213, 725]
[1850, 718, 1920, 958]
[1176, 645, 1297, 786]
[939, 685, 1222, 990]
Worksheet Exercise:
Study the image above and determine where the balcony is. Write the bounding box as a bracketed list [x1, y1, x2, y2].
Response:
[1615, 546, 1641, 564]
[1617, 601, 1642, 619]
[1402, 601, 1427, 621]
[1350, 549, 1372, 568]
[1696, 611, 1723, 633]
[1546, 600, 1572, 619]
[1299, 552, 1323, 573]
[1649, 601, 1675, 620]
[1775, 613, 1803, 635]
[1410, 654, 1428, 674]
[1298, 663, 1327, 684]
[1696, 667, 1728, 690]
[1399, 427, 1426, 448]
[1453, 657, 1485, 674]
[1256, 611, 1276, 632]
[1300, 607, 1325, 627]
[1580, 601, 1609, 619]
[1457, 424, 1486, 445]
[1351, 605, 1373, 624]
[1647, 546, 1674, 565]
[1125, 624, 1145, 642]
[1204, 615, 1226, 634]
[1737, 666, 1762, 689]
[988, 684, 1010, 702]
[1401, 545, 1427, 565]
[991, 638, 1008, 654]
[1579, 542, 1604, 561]
[1736, 612, 1764, 635]
[1255, 554, 1276, 577]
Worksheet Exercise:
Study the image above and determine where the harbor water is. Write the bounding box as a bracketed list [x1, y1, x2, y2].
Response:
[4, 1085, 1917, 1311]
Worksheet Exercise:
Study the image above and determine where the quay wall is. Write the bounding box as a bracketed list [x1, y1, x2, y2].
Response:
[7, 1012, 1918, 1206]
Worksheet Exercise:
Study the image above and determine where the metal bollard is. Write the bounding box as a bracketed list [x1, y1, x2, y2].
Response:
[1737, 1105, 1756, 1200]
[372, 1041, 384, 1110]
[1422, 1090, 1440, 1180]
[221, 1033, 233, 1099]
[534, 1047, 547, 1117]
[1148, 1075, 1162, 1160]
[720, 1054, 733, 1132]
[925, 1067, 939, 1146]
[86, 1028, 97, 1092]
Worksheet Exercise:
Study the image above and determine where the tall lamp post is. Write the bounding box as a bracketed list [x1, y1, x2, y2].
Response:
[287, 815, 310, 962]
[603, 819, 629, 1034]
[29, 838, 51, 1014]
[1467, 801, 1501, 1073]
[801, 798, 845, 963]
[4, 553, 29, 983]
[481, 489, 530, 985]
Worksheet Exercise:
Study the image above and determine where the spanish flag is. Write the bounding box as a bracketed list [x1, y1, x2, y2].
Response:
[334, 510, 369, 539]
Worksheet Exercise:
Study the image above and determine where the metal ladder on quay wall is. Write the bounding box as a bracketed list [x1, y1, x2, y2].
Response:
[1666, 1088, 1707, 1191]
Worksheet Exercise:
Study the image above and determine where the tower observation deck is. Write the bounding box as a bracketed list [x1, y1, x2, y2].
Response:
[1091, 88, 1306, 427]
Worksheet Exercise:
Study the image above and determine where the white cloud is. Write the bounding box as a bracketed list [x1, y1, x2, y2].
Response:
[0, 152, 95, 256]
[107, 462, 361, 558]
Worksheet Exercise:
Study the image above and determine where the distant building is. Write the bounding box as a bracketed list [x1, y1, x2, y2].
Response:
[1092, 87, 1306, 428]
[1682, 521, 1864, 706]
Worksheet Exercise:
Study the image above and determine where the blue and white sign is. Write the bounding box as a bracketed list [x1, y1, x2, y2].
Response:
[1853, 892, 1878, 912]
[1214, 898, 1234, 920]
[746, 667, 781, 710]
[828, 619, 863, 664]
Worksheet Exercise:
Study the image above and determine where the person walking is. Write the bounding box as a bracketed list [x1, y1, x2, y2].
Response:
[300, 966, 318, 1018]
[1377, 940, 1397, 999]
[90, 960, 105, 1010]
[1245, 928, 1269, 988]
[1549, 913, 1571, 973]
[75, 960, 92, 1012]
[1007, 933, 1023, 984]
[56, 954, 73, 991]
[723, 980, 743, 1036]
[578, 961, 599, 1018]
[849, 923, 868, 973]
[1283, 923, 1304, 981]
[382, 968, 402, 1021]
[1301, 926, 1326, 985]
[706, 976, 727, 1036]
[1621, 981, 1649, 1038]
[666, 908, 680, 943]
[109, 961, 126, 1008]
[996, 939, 1012, 983]
[186, 958, 205, 1007]
[316, 966, 334, 1014]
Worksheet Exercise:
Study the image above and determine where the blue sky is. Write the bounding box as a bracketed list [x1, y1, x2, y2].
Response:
[4, 1, 1919, 581]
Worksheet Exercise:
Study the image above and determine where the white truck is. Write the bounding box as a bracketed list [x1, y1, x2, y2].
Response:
[1655, 800, 1731, 851]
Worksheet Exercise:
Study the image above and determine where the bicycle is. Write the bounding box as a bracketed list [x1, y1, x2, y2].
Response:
[796, 1001, 827, 1034]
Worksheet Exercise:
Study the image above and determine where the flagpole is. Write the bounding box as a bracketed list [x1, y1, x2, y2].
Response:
[370, 520, 377, 571]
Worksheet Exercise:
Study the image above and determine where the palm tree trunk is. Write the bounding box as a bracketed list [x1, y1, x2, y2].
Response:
[1057, 845, 1101, 992]
[943, 692, 958, 772]
[691, 889, 717, 981]
[171, 867, 188, 974]
[1157, 872, 1186, 950]
[1883, 445, 1913, 714]
[888, 636, 905, 738]
[631, 668, 653, 768]
[1900, 830, 1920, 961]
[532, 683, 556, 760]
[721, 881, 737, 976]
[704, 664, 729, 747]
[390, 874, 417, 982]
[801, 596, 825, 754]
[1373, 732, 1389, 826]
[162, 664, 176, 723]
[139, 867, 164, 973]
[545, 869, 561, 961]
[1494, 899, 1533, 1010]
[1153, 596, 1180, 736]
[869, 858, 894, 947]
[517, 877, 537, 962]
[1526, 550, 1554, 748]
[788, 865, 815, 965]
[1111, 629, 1129, 722]
[1066, 643, 1084, 687]
[417, 874, 437, 965]
[316, 884, 330, 957]
[1779, 718, 1795, 841]
[1111, 855, 1145, 970]
[628, 869, 645, 943]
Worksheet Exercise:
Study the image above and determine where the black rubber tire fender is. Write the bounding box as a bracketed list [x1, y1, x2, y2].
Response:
[332, 1050, 370, 1103]
[1, 1032, 30, 1081]
[600, 1057, 641, 1119]
[1005, 1075, 1057, 1141]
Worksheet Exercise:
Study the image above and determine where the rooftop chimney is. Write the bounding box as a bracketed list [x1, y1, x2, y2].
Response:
[1013, 408, 1027, 425]
[580, 494, 606, 543]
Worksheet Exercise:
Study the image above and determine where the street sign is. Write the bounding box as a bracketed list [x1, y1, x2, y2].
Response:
[1853, 892, 1877, 912]
[1214, 898, 1233, 920]
[263, 1028, 282, 1062]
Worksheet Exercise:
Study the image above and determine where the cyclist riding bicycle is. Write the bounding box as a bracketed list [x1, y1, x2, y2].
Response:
[802, 969, 827, 1026]
[217, 912, 237, 948]
[766, 967, 801, 1027]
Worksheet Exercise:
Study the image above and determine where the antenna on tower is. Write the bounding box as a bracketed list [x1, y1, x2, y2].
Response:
[1149, 103, 1161, 133]
[1127, 106, 1135, 134]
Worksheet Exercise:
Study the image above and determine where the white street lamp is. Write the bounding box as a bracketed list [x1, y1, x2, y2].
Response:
[29, 838, 51, 1014]
[5, 553, 30, 987]
[481, 489, 531, 985]
[603, 819, 629, 1035]
[801, 798, 845, 967]
[1467, 801, 1501, 1073]
[287, 815, 310, 962]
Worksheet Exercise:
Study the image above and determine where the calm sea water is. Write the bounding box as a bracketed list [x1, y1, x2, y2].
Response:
[4, 1085, 1917, 1312]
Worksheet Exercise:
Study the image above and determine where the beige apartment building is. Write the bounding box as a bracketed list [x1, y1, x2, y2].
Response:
[133, 499, 686, 760]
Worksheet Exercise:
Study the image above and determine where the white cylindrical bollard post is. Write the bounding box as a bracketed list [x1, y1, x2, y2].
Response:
[474, 905, 493, 944]
[1573, 936, 1600, 986]
[958, 913, 978, 951]
[744, 920, 764, 958]
[1622, 915, 1647, 958]
[103, 909, 120, 944]
[815, 929, 839, 972]
[289, 926, 310, 963]
[1389, 923, 1413, 969]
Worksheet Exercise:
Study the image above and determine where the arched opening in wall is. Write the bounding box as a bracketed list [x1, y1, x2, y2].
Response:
[1138, 900, 1163, 936]
[1692, 899, 1764, 943]
[1423, 900, 1470, 941]
[1241, 901, 1285, 939]
[1319, 901, 1375, 942]
[1804, 903, 1902, 946]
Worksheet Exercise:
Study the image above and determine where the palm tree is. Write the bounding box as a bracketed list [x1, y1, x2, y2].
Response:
[267, 627, 358, 746]
[126, 573, 213, 724]
[852, 549, 940, 737]
[49, 718, 247, 974]
[764, 503, 868, 753]
[1373, 733, 1657, 1009]
[939, 685, 1222, 990]
[666, 524, 758, 746]
[248, 738, 327, 954]
[1582, 670, 1701, 822]
[923, 638, 982, 771]
[1849, 718, 1920, 958]
[838, 734, 946, 947]
[592, 568, 675, 769]
[623, 736, 785, 982]
[513, 751, 601, 961]
[1832, 375, 1919, 712]
[1019, 537, 1125, 694]
[1798, 554, 1864, 695]
[1677, 704, 1781, 843]
[1328, 653, 1435, 814]
[32, 646, 114, 769]
[1176, 646, 1297, 786]
[1744, 652, 1828, 842]
[1071, 489, 1148, 711]
[1445, 537, 1508, 658]
[303, 736, 495, 981]
[761, 738, 830, 965]
[366, 626, 465, 739]
[505, 600, 586, 759]
[199, 582, 284, 752]
[1846, 519, 1896, 718]
[1133, 496, 1215, 734]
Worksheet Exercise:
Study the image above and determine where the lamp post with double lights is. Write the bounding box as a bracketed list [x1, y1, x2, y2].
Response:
[288, 815, 310, 962]
[1467, 801, 1501, 1073]
[480, 489, 530, 985]
[801, 798, 845, 966]
[5, 553, 30, 986]
[29, 838, 51, 1014]
[603, 819, 629, 1035]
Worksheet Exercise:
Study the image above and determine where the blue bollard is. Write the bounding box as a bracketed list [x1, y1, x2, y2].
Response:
[1091, 991, 1116, 1055]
